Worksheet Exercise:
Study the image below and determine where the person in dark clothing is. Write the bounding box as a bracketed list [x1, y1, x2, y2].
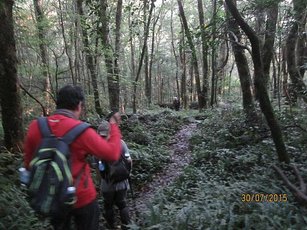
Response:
[173, 97, 180, 111]
[97, 121, 132, 230]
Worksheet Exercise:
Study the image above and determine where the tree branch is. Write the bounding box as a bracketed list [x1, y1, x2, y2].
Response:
[273, 164, 307, 203]
[19, 83, 47, 116]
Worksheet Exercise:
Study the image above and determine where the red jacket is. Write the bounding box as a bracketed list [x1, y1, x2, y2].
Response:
[24, 114, 122, 208]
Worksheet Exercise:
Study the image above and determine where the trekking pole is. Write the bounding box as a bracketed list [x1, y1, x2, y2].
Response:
[128, 177, 134, 199]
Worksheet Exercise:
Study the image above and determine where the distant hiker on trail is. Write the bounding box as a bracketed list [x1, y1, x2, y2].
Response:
[97, 120, 132, 230]
[173, 97, 180, 111]
[23, 84, 122, 230]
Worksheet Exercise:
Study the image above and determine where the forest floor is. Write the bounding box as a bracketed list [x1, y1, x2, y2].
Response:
[1, 107, 307, 229]
[129, 121, 198, 224]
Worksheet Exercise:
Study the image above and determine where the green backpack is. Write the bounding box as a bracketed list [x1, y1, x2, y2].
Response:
[27, 117, 90, 217]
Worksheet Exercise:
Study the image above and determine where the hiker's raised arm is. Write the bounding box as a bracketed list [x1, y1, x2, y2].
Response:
[81, 125, 122, 162]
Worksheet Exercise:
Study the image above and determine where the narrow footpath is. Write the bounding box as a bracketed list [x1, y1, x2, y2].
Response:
[129, 122, 198, 223]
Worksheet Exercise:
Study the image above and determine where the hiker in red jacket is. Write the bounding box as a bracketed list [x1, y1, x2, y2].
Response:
[23, 85, 122, 230]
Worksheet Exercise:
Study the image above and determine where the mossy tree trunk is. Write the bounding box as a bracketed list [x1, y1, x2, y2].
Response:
[0, 0, 24, 152]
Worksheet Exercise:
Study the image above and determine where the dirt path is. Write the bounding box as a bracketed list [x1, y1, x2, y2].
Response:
[129, 122, 197, 222]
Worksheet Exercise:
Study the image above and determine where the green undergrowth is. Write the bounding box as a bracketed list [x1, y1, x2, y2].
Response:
[133, 107, 307, 229]
[120, 110, 185, 190]
[0, 151, 50, 229]
[0, 110, 185, 229]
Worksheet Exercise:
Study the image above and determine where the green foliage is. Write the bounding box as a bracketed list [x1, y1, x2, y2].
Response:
[121, 111, 185, 189]
[1, 107, 307, 229]
[0, 151, 51, 229]
[137, 107, 307, 229]
[0, 186, 51, 229]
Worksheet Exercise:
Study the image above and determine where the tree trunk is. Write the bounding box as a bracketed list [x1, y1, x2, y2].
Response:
[177, 0, 203, 111]
[262, 2, 279, 89]
[33, 0, 52, 115]
[0, 0, 24, 151]
[128, 9, 136, 109]
[147, 4, 162, 106]
[76, 0, 103, 116]
[57, 0, 75, 84]
[113, 0, 123, 111]
[225, 0, 290, 164]
[179, 30, 188, 109]
[210, 0, 218, 107]
[168, 0, 180, 101]
[99, 0, 119, 111]
[132, 0, 155, 113]
[197, 0, 209, 109]
[143, 0, 149, 106]
[286, 0, 307, 103]
[226, 0, 255, 118]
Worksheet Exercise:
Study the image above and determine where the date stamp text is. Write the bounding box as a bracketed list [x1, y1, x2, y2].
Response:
[241, 193, 288, 203]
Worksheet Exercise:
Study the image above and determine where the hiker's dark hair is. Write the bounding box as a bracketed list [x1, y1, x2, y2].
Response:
[56, 85, 85, 110]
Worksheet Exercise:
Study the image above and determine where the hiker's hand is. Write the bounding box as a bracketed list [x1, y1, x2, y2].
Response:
[109, 112, 121, 125]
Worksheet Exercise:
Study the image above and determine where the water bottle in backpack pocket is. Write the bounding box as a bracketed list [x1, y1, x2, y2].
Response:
[18, 167, 30, 186]
[26, 117, 90, 217]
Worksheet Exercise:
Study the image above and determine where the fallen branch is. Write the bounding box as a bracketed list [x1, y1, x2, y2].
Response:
[273, 164, 307, 203]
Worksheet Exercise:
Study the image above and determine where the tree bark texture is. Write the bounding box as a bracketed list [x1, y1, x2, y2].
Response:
[197, 0, 209, 109]
[113, 0, 123, 111]
[132, 0, 155, 113]
[262, 2, 279, 88]
[210, 0, 218, 107]
[57, 0, 75, 84]
[33, 0, 52, 115]
[177, 0, 203, 110]
[76, 0, 103, 116]
[0, 0, 24, 151]
[100, 0, 121, 111]
[225, 0, 290, 163]
[286, 0, 307, 103]
[226, 1, 255, 118]
[179, 30, 188, 109]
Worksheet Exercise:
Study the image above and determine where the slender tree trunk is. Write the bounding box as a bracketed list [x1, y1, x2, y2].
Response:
[286, 0, 307, 103]
[57, 0, 75, 84]
[179, 31, 187, 109]
[262, 2, 279, 89]
[147, 6, 162, 106]
[99, 0, 119, 111]
[210, 0, 217, 107]
[226, 1, 255, 118]
[128, 9, 136, 106]
[33, 0, 51, 115]
[148, 28, 154, 106]
[132, 0, 155, 113]
[76, 0, 103, 116]
[172, 42, 180, 101]
[113, 0, 123, 111]
[225, 0, 290, 163]
[197, 0, 209, 108]
[143, 1, 149, 106]
[0, 0, 24, 151]
[177, 0, 203, 110]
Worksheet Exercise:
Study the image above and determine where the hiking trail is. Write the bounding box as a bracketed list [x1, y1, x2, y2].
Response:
[129, 121, 198, 222]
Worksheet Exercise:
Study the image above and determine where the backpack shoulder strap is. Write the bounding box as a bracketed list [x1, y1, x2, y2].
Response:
[62, 122, 91, 145]
[37, 117, 52, 137]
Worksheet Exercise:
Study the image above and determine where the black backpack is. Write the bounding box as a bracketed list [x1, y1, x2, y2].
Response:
[27, 117, 90, 217]
[101, 142, 132, 184]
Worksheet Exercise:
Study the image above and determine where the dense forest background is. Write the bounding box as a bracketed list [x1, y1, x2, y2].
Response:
[0, 0, 307, 229]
